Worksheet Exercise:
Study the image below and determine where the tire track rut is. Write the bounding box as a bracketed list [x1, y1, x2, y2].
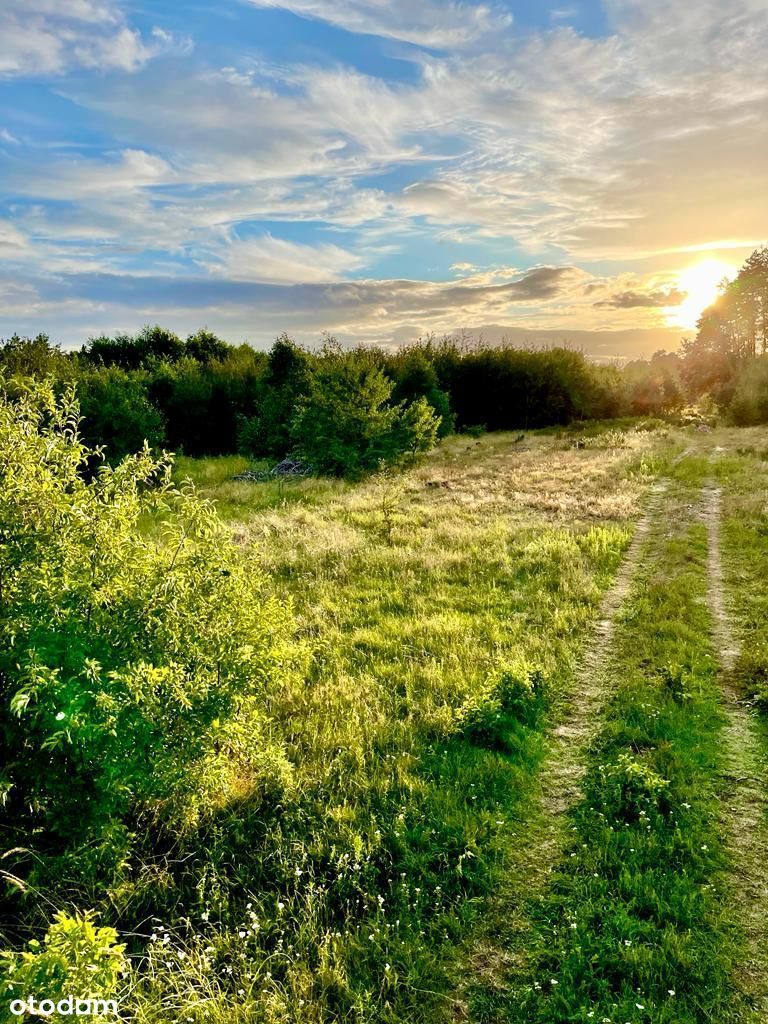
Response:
[460, 477, 672, 1018]
[704, 483, 768, 1021]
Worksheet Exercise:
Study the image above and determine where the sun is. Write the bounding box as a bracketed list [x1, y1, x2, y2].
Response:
[666, 259, 735, 330]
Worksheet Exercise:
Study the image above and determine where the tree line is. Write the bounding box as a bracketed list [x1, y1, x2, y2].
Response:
[0, 329, 626, 473]
[3, 245, 766, 475]
[679, 246, 768, 424]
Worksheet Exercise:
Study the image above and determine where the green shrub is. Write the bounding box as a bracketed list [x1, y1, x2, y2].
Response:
[729, 356, 768, 425]
[292, 346, 440, 476]
[0, 911, 126, 1022]
[596, 753, 671, 823]
[462, 664, 547, 749]
[0, 377, 297, 837]
[76, 366, 165, 461]
[238, 335, 312, 459]
[660, 662, 695, 703]
[735, 642, 768, 708]
[391, 395, 441, 461]
[463, 423, 486, 438]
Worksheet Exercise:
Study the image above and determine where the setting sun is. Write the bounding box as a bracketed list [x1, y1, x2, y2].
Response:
[667, 259, 735, 330]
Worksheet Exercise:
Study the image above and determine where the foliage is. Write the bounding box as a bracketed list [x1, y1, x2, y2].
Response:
[0, 333, 71, 378]
[0, 327, 662, 472]
[292, 345, 440, 475]
[185, 328, 231, 364]
[622, 350, 683, 415]
[75, 365, 166, 460]
[81, 325, 187, 369]
[236, 334, 311, 459]
[0, 377, 296, 838]
[0, 912, 126, 1021]
[386, 346, 456, 437]
[390, 394, 441, 460]
[728, 355, 768, 425]
[682, 245, 768, 400]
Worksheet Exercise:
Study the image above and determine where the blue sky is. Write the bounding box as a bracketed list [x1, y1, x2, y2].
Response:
[0, 0, 765, 353]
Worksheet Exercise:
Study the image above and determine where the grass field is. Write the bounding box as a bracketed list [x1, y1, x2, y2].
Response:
[114, 425, 673, 1022]
[6, 421, 768, 1024]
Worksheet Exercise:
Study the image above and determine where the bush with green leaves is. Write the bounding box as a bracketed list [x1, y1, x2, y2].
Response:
[0, 911, 126, 1023]
[75, 365, 166, 461]
[729, 356, 768, 425]
[237, 334, 313, 459]
[292, 346, 441, 476]
[387, 346, 456, 437]
[0, 377, 297, 838]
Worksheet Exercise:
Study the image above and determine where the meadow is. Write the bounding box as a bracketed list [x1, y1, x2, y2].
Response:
[3, 395, 768, 1024]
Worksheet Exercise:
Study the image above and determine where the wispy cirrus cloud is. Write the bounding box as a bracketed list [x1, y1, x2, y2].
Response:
[204, 234, 368, 283]
[0, 0, 765, 351]
[241, 0, 512, 48]
[0, 0, 190, 77]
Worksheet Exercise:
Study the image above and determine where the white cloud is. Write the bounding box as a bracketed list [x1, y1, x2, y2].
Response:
[1, 0, 767, 347]
[205, 234, 368, 283]
[45, 0, 768, 260]
[0, 1, 188, 77]
[243, 0, 512, 49]
[0, 220, 28, 253]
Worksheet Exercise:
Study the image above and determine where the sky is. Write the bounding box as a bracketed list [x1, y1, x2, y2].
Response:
[0, 0, 766, 356]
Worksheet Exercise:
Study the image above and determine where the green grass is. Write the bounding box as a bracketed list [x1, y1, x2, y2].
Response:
[9, 422, 719, 1024]
[468, 470, 745, 1024]
[172, 454, 351, 519]
[717, 445, 768, 707]
[101, 431, 667, 1022]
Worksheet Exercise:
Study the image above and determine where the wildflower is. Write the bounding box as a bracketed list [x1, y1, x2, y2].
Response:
[668, 989, 675, 997]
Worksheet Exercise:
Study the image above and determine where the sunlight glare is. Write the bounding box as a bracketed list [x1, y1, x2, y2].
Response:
[667, 259, 735, 330]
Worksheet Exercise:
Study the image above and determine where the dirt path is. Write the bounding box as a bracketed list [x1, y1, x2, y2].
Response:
[543, 478, 668, 815]
[703, 484, 768, 1020]
[459, 477, 671, 1018]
